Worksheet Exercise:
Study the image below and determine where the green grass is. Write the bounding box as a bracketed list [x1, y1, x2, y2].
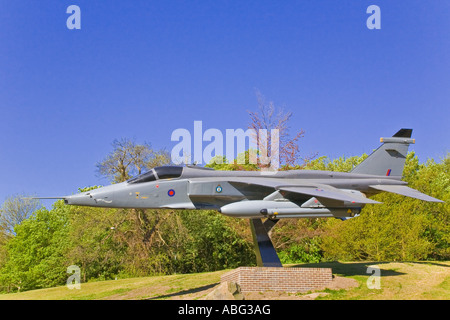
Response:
[0, 262, 448, 300]
[299, 261, 450, 300]
[0, 270, 228, 300]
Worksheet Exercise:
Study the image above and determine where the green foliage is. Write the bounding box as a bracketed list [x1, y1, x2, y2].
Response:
[0, 151, 447, 294]
[321, 152, 449, 261]
[0, 202, 71, 292]
[0, 205, 255, 292]
[303, 154, 368, 172]
[178, 211, 255, 271]
[274, 152, 449, 263]
[278, 237, 322, 264]
[77, 186, 102, 193]
[65, 205, 127, 282]
[205, 151, 259, 171]
[320, 202, 434, 261]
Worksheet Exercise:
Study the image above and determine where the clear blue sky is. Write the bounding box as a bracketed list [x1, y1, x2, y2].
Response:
[0, 1, 449, 205]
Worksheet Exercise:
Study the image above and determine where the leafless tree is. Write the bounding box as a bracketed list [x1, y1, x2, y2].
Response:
[0, 195, 41, 235]
[247, 91, 307, 168]
[96, 138, 171, 183]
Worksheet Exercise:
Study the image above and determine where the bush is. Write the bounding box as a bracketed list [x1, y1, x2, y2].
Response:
[278, 237, 323, 264]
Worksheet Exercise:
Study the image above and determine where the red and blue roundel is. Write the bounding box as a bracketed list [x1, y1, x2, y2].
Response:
[167, 189, 175, 197]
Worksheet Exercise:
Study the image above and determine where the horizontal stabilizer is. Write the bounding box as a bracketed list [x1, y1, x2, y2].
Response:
[369, 185, 444, 202]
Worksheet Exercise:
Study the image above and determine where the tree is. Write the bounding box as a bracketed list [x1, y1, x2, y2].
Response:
[247, 91, 310, 168]
[0, 203, 71, 292]
[320, 152, 449, 261]
[205, 151, 259, 171]
[0, 195, 40, 236]
[302, 154, 368, 172]
[96, 138, 171, 183]
[0, 224, 8, 271]
[65, 204, 128, 282]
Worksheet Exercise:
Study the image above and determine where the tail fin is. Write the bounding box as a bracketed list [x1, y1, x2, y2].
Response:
[351, 129, 414, 178]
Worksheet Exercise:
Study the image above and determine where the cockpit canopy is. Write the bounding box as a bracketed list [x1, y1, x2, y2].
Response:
[127, 166, 183, 184]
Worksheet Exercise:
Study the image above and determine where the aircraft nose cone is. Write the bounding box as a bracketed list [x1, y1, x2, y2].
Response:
[65, 193, 97, 206]
[65, 186, 115, 207]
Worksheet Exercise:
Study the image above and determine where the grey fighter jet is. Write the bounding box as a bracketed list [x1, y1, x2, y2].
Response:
[60, 128, 442, 219]
[42, 128, 443, 266]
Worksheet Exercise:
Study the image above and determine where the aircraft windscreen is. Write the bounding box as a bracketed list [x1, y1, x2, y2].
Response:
[127, 170, 156, 184]
[127, 166, 183, 184]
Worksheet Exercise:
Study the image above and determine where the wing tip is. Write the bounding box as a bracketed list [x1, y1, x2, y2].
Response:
[369, 185, 444, 203]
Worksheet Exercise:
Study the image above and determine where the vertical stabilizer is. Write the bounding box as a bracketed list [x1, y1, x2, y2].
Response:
[351, 129, 414, 178]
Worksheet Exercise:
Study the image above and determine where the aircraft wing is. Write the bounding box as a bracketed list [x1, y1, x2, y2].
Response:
[278, 185, 380, 204]
[221, 178, 380, 204]
[369, 185, 444, 202]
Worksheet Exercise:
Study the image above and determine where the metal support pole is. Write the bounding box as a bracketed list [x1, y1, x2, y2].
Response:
[249, 218, 282, 267]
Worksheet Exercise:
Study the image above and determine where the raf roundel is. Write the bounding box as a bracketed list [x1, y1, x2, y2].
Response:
[216, 185, 222, 193]
[167, 189, 175, 197]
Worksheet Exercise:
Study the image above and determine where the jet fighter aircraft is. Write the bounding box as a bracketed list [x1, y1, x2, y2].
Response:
[39, 128, 443, 267]
[57, 128, 442, 221]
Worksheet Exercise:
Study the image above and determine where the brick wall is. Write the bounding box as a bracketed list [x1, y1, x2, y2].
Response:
[221, 267, 332, 293]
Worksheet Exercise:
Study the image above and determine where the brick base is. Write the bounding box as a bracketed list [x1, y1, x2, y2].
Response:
[221, 267, 333, 293]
